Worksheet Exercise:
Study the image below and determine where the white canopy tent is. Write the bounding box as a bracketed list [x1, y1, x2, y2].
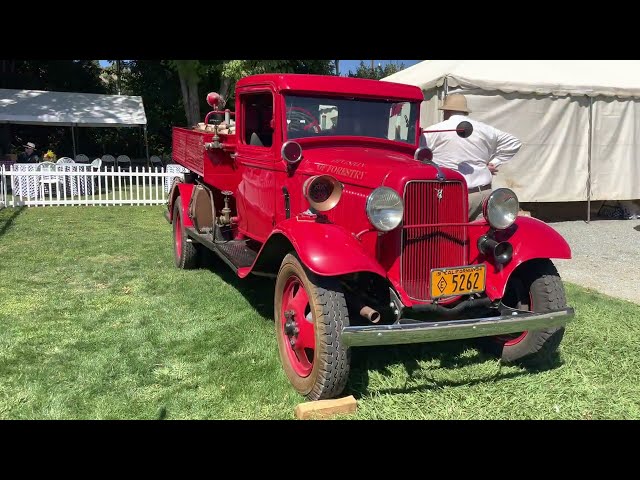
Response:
[382, 60, 640, 220]
[0, 88, 148, 159]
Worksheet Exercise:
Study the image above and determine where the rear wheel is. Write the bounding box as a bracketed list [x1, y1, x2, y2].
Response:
[173, 197, 199, 269]
[274, 253, 350, 400]
[481, 259, 567, 367]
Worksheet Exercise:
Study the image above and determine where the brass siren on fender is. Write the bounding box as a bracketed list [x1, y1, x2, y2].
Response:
[303, 175, 343, 212]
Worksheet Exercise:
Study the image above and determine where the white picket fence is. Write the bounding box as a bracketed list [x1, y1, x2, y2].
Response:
[0, 165, 186, 208]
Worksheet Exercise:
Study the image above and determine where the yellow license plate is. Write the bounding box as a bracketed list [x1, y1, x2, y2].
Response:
[430, 265, 486, 299]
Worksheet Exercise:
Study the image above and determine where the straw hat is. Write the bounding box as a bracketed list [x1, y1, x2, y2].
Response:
[438, 94, 472, 113]
[23, 142, 36, 149]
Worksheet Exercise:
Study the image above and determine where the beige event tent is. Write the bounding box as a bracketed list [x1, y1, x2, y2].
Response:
[382, 60, 640, 219]
[0, 88, 148, 159]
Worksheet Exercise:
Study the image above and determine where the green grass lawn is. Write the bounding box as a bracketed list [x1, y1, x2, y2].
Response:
[1, 206, 639, 419]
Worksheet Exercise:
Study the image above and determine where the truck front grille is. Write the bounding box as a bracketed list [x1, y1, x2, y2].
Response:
[401, 181, 467, 301]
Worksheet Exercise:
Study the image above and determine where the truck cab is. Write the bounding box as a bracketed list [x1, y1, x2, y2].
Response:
[167, 74, 574, 401]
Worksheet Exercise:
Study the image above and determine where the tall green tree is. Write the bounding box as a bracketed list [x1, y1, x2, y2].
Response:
[0, 60, 105, 92]
[0, 60, 106, 156]
[166, 60, 206, 127]
[167, 60, 335, 127]
[121, 60, 184, 156]
[347, 61, 406, 80]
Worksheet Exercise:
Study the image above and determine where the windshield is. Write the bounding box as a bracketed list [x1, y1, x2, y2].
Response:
[284, 94, 419, 144]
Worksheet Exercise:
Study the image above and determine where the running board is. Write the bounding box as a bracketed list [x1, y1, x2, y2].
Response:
[185, 227, 257, 272]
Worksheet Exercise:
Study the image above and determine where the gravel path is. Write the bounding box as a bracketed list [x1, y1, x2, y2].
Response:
[546, 219, 640, 304]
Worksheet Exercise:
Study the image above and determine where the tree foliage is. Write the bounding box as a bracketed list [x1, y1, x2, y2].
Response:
[0, 60, 107, 157]
[167, 60, 335, 127]
[347, 61, 406, 80]
[0, 60, 336, 158]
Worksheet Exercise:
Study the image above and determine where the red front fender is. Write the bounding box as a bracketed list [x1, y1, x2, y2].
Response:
[477, 216, 572, 300]
[255, 217, 387, 278]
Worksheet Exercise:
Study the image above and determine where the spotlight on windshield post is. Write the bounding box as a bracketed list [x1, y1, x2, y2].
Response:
[414, 147, 434, 163]
[456, 121, 473, 138]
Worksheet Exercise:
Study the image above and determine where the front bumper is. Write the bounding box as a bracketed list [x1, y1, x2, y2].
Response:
[341, 306, 574, 347]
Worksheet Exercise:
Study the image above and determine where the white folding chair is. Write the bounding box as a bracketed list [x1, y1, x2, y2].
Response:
[36, 161, 63, 199]
[56, 157, 75, 164]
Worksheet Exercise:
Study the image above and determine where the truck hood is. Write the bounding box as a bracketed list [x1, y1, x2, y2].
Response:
[298, 144, 466, 190]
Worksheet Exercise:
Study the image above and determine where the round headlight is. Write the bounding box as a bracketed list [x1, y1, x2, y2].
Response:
[484, 188, 519, 229]
[366, 187, 404, 232]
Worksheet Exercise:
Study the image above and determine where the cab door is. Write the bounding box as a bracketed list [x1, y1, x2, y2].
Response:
[234, 88, 278, 243]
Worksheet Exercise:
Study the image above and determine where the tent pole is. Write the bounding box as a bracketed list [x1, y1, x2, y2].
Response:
[71, 125, 77, 158]
[442, 78, 449, 122]
[144, 125, 149, 168]
[587, 97, 593, 224]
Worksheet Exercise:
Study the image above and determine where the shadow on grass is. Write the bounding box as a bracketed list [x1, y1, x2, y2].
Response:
[200, 249, 275, 320]
[0, 206, 26, 238]
[195, 247, 564, 397]
[346, 340, 563, 397]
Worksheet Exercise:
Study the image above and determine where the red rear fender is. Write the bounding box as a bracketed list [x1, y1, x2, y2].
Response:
[168, 182, 195, 228]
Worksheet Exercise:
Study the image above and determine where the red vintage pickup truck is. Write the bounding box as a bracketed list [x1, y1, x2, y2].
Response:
[166, 73, 574, 400]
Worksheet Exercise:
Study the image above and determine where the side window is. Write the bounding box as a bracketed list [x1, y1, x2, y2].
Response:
[242, 92, 274, 148]
[387, 102, 413, 141]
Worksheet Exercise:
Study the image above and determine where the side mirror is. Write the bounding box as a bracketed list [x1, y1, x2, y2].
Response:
[456, 121, 473, 138]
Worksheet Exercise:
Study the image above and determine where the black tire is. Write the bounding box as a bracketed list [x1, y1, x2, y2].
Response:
[173, 197, 199, 269]
[480, 259, 567, 367]
[274, 253, 350, 400]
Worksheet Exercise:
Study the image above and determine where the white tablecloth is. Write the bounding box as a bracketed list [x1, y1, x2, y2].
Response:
[11, 164, 38, 198]
[165, 164, 188, 193]
[57, 164, 96, 196]
[11, 163, 96, 198]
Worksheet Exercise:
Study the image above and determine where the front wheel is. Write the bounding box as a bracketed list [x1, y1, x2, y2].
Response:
[481, 259, 567, 367]
[274, 253, 350, 400]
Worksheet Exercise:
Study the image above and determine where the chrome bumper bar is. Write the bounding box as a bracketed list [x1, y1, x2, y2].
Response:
[341, 307, 575, 347]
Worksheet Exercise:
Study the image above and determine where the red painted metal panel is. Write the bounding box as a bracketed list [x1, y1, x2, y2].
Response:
[172, 127, 206, 175]
[271, 217, 387, 278]
[237, 74, 424, 102]
[467, 216, 572, 301]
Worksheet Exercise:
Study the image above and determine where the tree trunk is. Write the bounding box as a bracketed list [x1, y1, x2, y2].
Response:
[219, 77, 232, 108]
[176, 62, 201, 126]
[187, 79, 200, 127]
[179, 74, 200, 126]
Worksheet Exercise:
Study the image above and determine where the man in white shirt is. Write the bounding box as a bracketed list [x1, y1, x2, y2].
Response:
[421, 93, 522, 220]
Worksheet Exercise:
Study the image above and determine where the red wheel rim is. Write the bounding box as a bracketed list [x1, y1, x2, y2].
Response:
[281, 275, 315, 377]
[175, 213, 182, 258]
[503, 331, 527, 346]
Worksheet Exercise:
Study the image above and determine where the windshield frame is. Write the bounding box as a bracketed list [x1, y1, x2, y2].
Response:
[281, 93, 421, 146]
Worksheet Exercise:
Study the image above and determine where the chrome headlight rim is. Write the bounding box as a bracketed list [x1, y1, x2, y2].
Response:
[484, 188, 519, 230]
[366, 186, 404, 232]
